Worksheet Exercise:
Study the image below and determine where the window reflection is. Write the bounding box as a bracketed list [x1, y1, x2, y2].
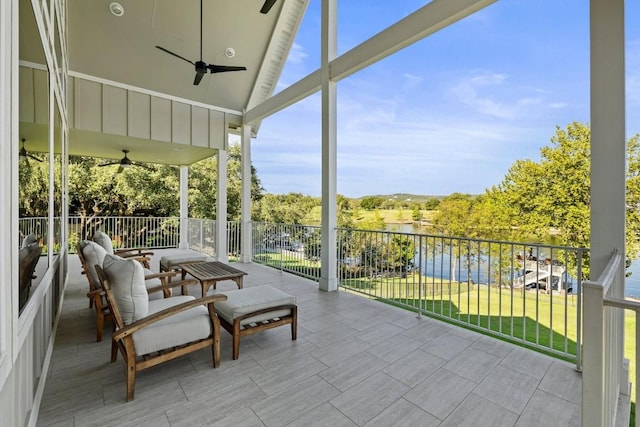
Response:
[18, 0, 49, 312]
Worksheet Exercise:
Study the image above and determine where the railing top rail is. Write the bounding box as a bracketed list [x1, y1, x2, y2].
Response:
[582, 250, 622, 294]
[604, 295, 640, 312]
[336, 226, 587, 252]
[68, 216, 176, 219]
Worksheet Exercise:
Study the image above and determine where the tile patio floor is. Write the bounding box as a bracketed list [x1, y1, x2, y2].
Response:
[37, 249, 582, 426]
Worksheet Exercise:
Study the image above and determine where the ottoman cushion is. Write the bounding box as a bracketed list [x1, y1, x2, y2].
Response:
[160, 253, 208, 270]
[215, 285, 296, 326]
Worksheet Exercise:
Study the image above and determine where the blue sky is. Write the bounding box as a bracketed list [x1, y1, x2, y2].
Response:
[243, 0, 640, 198]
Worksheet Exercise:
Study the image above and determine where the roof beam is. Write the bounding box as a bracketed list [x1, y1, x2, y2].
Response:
[245, 0, 496, 125]
[245, 69, 321, 124]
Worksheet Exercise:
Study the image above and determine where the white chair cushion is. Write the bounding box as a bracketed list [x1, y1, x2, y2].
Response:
[80, 240, 108, 288]
[93, 231, 115, 255]
[131, 296, 212, 356]
[103, 254, 149, 325]
[216, 286, 296, 326]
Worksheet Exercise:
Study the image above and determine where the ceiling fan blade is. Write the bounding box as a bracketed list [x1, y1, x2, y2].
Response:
[207, 65, 247, 74]
[260, 0, 277, 14]
[117, 165, 124, 174]
[98, 161, 120, 167]
[28, 154, 43, 163]
[155, 46, 195, 65]
[193, 70, 205, 85]
[133, 162, 156, 172]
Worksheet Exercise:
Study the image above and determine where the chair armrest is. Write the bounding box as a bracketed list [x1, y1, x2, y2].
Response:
[143, 271, 177, 281]
[112, 294, 228, 341]
[145, 278, 199, 295]
[116, 248, 154, 257]
[87, 289, 105, 299]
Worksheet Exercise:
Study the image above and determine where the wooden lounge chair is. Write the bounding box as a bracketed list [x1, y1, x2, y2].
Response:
[77, 240, 177, 342]
[95, 255, 227, 401]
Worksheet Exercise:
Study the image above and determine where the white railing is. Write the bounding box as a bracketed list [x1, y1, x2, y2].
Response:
[20, 216, 586, 365]
[583, 251, 632, 427]
[20, 216, 243, 257]
[186, 218, 241, 259]
[18, 217, 48, 244]
[251, 222, 586, 364]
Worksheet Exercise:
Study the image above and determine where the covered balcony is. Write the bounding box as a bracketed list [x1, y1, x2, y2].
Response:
[38, 247, 582, 426]
[1, 0, 633, 426]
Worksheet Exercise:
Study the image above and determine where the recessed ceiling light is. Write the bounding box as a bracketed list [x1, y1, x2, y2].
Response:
[109, 2, 124, 17]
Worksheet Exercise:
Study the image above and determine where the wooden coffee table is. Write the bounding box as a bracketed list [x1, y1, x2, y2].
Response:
[180, 261, 247, 296]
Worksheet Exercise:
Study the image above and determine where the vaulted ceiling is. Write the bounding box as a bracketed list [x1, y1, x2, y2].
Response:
[65, 0, 305, 113]
[19, 0, 308, 164]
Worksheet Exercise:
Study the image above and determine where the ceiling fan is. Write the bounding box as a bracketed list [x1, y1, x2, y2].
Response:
[260, 0, 277, 14]
[155, 0, 247, 85]
[98, 150, 154, 174]
[19, 139, 43, 163]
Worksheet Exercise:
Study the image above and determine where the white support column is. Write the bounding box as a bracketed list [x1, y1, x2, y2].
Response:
[179, 165, 189, 249]
[216, 149, 228, 262]
[240, 124, 252, 263]
[0, 0, 17, 386]
[584, 0, 626, 425]
[319, 0, 338, 292]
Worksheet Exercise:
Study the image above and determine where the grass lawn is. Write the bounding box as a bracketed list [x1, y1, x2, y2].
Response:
[343, 274, 638, 405]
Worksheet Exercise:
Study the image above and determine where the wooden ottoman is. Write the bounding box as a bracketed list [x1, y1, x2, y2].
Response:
[215, 285, 297, 360]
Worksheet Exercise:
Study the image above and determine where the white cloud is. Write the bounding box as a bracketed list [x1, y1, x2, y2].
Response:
[285, 43, 308, 65]
[448, 71, 551, 120]
[401, 73, 423, 91]
[548, 102, 568, 109]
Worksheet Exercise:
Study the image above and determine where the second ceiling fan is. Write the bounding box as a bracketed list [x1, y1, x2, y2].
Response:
[99, 150, 154, 174]
[155, 0, 247, 86]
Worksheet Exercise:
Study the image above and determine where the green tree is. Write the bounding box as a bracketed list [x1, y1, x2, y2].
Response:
[360, 211, 385, 231]
[424, 198, 441, 210]
[337, 194, 355, 228]
[431, 194, 479, 281]
[411, 206, 422, 221]
[360, 196, 384, 210]
[188, 144, 264, 220]
[484, 122, 640, 278]
[255, 193, 319, 224]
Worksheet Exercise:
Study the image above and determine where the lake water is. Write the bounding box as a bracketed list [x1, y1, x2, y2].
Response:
[626, 260, 640, 297]
[384, 223, 640, 297]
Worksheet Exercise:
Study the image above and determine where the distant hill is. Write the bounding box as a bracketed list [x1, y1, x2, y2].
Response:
[353, 193, 445, 203]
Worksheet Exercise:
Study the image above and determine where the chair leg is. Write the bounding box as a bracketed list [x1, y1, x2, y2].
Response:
[111, 338, 118, 362]
[291, 307, 298, 341]
[126, 363, 136, 401]
[96, 311, 104, 342]
[212, 316, 221, 368]
[232, 321, 241, 360]
[124, 341, 137, 401]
